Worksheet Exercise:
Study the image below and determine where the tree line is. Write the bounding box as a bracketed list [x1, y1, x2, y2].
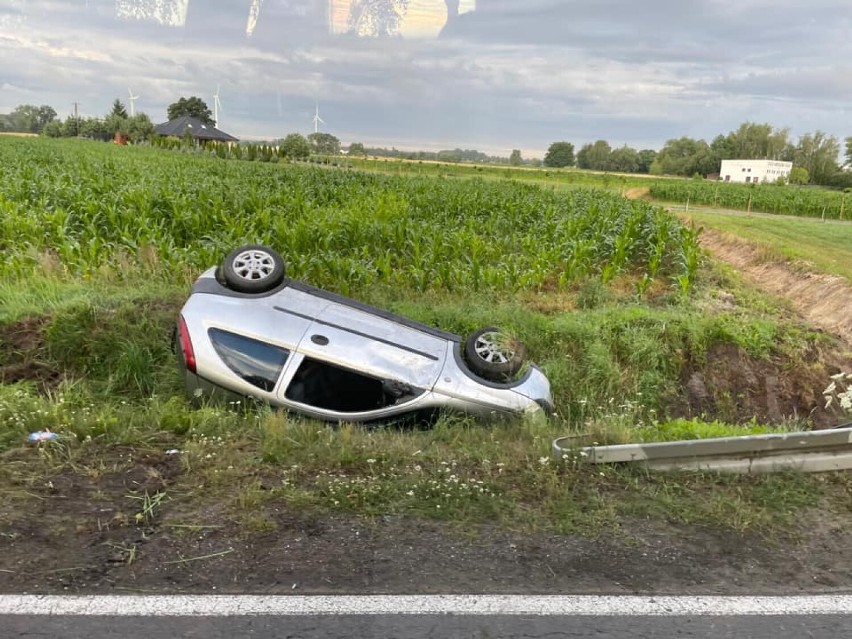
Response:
[4, 100, 851, 186]
[0, 100, 154, 142]
[543, 123, 852, 187]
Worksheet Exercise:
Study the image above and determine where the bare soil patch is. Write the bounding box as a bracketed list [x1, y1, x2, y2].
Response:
[1, 452, 850, 595]
[624, 187, 650, 200]
[0, 315, 62, 391]
[699, 228, 852, 348]
[673, 342, 851, 428]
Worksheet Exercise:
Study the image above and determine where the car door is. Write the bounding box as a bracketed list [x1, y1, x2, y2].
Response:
[185, 281, 329, 397]
[304, 300, 446, 386]
[275, 299, 448, 418]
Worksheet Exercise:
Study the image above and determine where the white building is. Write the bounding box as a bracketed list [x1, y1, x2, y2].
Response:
[720, 159, 793, 184]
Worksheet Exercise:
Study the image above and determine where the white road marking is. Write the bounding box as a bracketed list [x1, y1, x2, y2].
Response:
[1, 595, 852, 617]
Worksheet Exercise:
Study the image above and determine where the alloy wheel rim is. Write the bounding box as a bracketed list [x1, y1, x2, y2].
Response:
[474, 331, 515, 364]
[232, 249, 276, 281]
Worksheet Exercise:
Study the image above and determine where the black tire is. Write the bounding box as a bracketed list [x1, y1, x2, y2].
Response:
[221, 245, 286, 293]
[464, 327, 526, 381]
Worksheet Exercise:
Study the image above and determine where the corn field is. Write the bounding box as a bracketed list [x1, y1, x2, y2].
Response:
[0, 137, 700, 295]
[650, 180, 851, 219]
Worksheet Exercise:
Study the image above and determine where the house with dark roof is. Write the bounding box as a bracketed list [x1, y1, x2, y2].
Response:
[154, 115, 239, 143]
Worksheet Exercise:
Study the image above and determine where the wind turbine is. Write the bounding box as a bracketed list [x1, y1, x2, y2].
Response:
[127, 88, 138, 117]
[213, 85, 222, 127]
[313, 102, 324, 134]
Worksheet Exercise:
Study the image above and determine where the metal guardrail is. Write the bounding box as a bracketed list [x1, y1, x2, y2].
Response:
[552, 426, 852, 473]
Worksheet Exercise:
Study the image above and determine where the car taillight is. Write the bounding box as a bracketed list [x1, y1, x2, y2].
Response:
[178, 315, 196, 373]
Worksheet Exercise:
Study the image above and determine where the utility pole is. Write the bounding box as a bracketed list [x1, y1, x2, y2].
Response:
[72, 102, 80, 136]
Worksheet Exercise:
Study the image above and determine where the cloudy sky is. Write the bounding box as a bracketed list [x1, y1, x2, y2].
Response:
[2, 0, 851, 156]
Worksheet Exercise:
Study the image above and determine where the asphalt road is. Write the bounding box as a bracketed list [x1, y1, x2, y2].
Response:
[3, 595, 851, 638]
[4, 614, 852, 638]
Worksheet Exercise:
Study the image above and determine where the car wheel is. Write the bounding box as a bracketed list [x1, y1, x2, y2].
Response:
[464, 327, 526, 381]
[221, 245, 286, 293]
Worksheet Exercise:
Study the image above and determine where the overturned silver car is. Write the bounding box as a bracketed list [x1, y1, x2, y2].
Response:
[175, 245, 553, 423]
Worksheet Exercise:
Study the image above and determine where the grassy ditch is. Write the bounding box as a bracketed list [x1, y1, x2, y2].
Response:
[1, 266, 849, 537]
[682, 209, 852, 282]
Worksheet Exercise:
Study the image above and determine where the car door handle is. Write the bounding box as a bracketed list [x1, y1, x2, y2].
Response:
[310, 334, 329, 346]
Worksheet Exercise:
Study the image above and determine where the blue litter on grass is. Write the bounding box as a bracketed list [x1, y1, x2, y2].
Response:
[28, 431, 59, 442]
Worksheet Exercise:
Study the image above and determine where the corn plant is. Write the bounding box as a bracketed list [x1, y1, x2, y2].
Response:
[1, 137, 699, 297]
[650, 180, 850, 219]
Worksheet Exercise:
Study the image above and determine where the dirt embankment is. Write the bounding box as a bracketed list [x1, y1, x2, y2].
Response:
[699, 228, 852, 348]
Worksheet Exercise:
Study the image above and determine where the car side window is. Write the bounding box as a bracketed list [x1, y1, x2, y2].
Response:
[208, 328, 289, 392]
[285, 357, 422, 413]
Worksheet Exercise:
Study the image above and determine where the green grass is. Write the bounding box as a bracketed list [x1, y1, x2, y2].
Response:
[2, 390, 839, 536]
[683, 210, 852, 282]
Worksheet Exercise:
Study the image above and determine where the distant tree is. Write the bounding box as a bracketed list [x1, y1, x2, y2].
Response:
[62, 114, 82, 137]
[509, 149, 522, 166]
[348, 142, 366, 157]
[104, 113, 126, 136]
[788, 166, 809, 185]
[609, 146, 640, 173]
[436, 149, 462, 163]
[167, 97, 214, 125]
[576, 140, 612, 171]
[651, 137, 719, 177]
[637, 149, 657, 173]
[36, 105, 58, 132]
[543, 142, 575, 168]
[7, 104, 57, 134]
[307, 132, 340, 155]
[79, 118, 111, 141]
[110, 99, 128, 119]
[42, 120, 65, 138]
[280, 133, 311, 159]
[125, 114, 154, 143]
[721, 122, 790, 160]
[827, 170, 852, 189]
[793, 131, 840, 185]
[845, 136, 852, 167]
[453, 148, 489, 162]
